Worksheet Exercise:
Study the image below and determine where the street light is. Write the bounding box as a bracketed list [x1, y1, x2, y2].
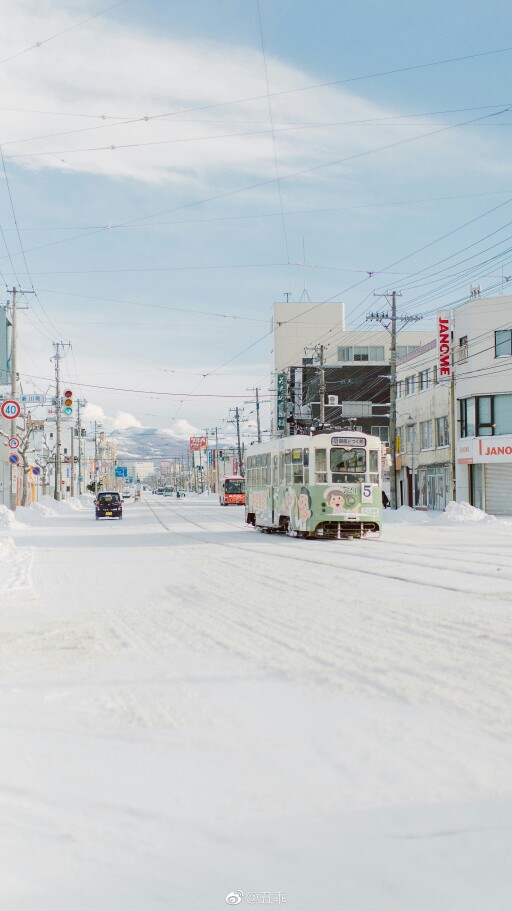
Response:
[405, 415, 416, 508]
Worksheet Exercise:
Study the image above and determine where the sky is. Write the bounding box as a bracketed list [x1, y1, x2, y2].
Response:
[1, 0, 512, 441]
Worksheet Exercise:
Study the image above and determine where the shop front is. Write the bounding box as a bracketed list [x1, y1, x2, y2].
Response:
[457, 436, 512, 515]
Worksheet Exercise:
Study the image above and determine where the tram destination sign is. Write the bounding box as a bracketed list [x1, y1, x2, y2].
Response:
[331, 436, 366, 447]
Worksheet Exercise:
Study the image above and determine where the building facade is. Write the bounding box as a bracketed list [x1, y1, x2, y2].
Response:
[396, 294, 512, 514]
[396, 341, 452, 510]
[454, 295, 512, 514]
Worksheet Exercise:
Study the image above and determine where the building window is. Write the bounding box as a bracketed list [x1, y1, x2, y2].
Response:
[405, 375, 416, 396]
[396, 345, 420, 358]
[436, 416, 450, 447]
[396, 380, 403, 399]
[458, 336, 468, 363]
[460, 398, 475, 437]
[461, 394, 512, 437]
[477, 396, 493, 436]
[420, 420, 433, 450]
[337, 345, 386, 362]
[494, 394, 512, 434]
[418, 368, 431, 391]
[495, 330, 512, 357]
[406, 423, 416, 450]
[371, 425, 389, 442]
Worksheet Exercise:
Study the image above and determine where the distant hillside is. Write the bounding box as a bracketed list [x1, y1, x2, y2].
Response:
[109, 426, 231, 463]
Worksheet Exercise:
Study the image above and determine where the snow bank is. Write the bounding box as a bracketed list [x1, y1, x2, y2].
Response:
[38, 494, 88, 513]
[383, 505, 432, 524]
[437, 500, 498, 524]
[0, 505, 25, 529]
[19, 501, 59, 521]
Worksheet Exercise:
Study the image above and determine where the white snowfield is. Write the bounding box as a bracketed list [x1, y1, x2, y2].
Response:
[1, 494, 512, 910]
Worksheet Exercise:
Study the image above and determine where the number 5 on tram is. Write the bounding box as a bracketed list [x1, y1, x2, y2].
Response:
[245, 431, 383, 538]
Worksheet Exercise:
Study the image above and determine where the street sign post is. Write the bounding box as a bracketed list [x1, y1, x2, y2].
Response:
[7, 437, 20, 449]
[1, 400, 21, 420]
[31, 466, 41, 477]
[8, 453, 20, 465]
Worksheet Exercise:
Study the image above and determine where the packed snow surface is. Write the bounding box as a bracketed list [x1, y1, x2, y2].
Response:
[1, 495, 512, 909]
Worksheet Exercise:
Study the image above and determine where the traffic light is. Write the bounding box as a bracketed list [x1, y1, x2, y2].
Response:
[63, 389, 73, 415]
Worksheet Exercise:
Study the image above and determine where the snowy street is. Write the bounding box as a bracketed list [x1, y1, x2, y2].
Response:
[1, 495, 512, 909]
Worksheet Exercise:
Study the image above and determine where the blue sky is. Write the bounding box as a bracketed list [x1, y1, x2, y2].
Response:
[1, 0, 512, 439]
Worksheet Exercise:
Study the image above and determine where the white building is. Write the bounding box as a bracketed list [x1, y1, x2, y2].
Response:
[396, 294, 512, 514]
[454, 295, 512, 514]
[396, 341, 452, 510]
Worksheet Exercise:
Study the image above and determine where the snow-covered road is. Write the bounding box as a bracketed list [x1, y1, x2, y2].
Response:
[1, 495, 512, 910]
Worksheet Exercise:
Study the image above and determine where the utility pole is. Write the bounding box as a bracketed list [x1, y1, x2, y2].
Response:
[304, 343, 326, 428]
[70, 424, 75, 497]
[367, 292, 421, 510]
[52, 342, 63, 500]
[205, 426, 222, 493]
[228, 407, 245, 477]
[7, 287, 30, 510]
[76, 399, 86, 495]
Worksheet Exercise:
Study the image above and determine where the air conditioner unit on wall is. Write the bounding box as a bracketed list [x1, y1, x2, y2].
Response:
[327, 395, 338, 405]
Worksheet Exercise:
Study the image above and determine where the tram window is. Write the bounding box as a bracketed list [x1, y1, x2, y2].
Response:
[266, 454, 271, 484]
[273, 455, 278, 486]
[284, 449, 292, 484]
[369, 450, 379, 485]
[303, 448, 310, 484]
[330, 447, 366, 483]
[292, 450, 303, 484]
[279, 452, 284, 481]
[315, 448, 327, 483]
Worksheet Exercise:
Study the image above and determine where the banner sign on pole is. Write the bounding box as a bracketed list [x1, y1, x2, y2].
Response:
[277, 372, 287, 431]
[437, 313, 452, 380]
[189, 436, 207, 451]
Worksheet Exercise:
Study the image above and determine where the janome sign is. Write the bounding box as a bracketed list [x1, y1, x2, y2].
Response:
[457, 435, 512, 464]
[437, 313, 451, 380]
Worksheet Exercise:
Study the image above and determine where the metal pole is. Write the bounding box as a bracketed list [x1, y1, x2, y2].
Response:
[255, 387, 261, 443]
[319, 344, 325, 426]
[215, 427, 220, 494]
[70, 425, 75, 497]
[10, 287, 17, 510]
[54, 342, 62, 501]
[411, 430, 415, 508]
[388, 292, 398, 510]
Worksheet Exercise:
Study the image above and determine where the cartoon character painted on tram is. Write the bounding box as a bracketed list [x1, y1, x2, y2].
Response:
[324, 487, 361, 514]
[295, 486, 312, 530]
[284, 486, 296, 517]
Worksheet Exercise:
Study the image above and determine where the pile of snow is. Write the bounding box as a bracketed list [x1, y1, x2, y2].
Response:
[38, 494, 87, 513]
[0, 505, 25, 529]
[19, 501, 59, 521]
[437, 501, 498, 525]
[383, 505, 432, 524]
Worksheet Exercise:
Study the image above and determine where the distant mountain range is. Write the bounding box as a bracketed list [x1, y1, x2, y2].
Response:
[109, 426, 231, 463]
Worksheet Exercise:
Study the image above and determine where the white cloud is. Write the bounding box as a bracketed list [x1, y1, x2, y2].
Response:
[162, 418, 200, 440]
[0, 0, 501, 193]
[111, 410, 143, 431]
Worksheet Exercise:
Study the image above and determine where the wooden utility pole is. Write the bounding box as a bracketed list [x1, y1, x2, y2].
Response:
[367, 292, 421, 510]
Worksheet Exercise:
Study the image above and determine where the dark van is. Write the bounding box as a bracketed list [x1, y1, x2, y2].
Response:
[95, 491, 123, 520]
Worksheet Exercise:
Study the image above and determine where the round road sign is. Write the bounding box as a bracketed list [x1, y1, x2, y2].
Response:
[8, 452, 20, 465]
[1, 399, 21, 420]
[8, 437, 20, 449]
[32, 466, 41, 477]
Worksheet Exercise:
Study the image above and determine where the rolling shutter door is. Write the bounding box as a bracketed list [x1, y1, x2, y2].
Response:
[485, 464, 512, 515]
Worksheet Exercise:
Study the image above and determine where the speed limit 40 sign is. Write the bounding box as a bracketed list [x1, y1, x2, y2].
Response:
[1, 399, 21, 420]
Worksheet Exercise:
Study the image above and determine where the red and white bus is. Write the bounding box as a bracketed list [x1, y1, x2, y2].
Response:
[219, 476, 245, 506]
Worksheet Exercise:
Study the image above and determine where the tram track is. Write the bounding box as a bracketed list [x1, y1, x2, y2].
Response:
[144, 498, 512, 601]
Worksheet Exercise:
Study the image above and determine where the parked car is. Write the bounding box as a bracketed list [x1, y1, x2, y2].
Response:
[95, 491, 123, 520]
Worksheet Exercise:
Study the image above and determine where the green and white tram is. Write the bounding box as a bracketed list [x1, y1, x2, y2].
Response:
[245, 431, 383, 539]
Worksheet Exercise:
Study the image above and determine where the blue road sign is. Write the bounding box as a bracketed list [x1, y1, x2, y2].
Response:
[8, 453, 20, 465]
[115, 466, 128, 477]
